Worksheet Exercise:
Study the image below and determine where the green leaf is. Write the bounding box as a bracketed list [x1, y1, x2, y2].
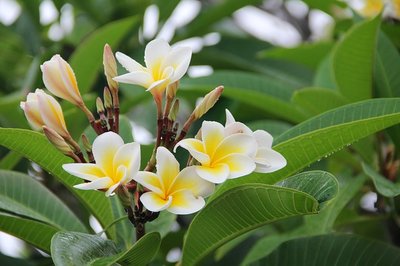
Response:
[109, 197, 134, 250]
[69, 16, 139, 93]
[0, 212, 58, 253]
[362, 163, 400, 197]
[278, 171, 338, 206]
[333, 16, 380, 101]
[180, 71, 307, 123]
[0, 170, 86, 232]
[146, 211, 177, 238]
[260, 234, 400, 265]
[247, 120, 292, 139]
[0, 128, 117, 239]
[51, 232, 118, 266]
[259, 42, 334, 70]
[181, 184, 318, 265]
[91, 232, 161, 266]
[313, 55, 336, 89]
[0, 151, 22, 170]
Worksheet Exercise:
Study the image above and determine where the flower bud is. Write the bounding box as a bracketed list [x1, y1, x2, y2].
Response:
[166, 80, 179, 100]
[103, 44, 118, 93]
[20, 91, 45, 131]
[43, 126, 73, 156]
[168, 99, 180, 122]
[96, 97, 105, 114]
[193, 86, 224, 119]
[41, 55, 83, 106]
[103, 87, 113, 109]
[81, 134, 92, 153]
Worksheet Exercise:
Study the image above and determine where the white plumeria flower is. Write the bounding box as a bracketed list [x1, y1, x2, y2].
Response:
[63, 132, 140, 196]
[134, 147, 214, 215]
[224, 109, 287, 173]
[113, 39, 192, 101]
[175, 121, 258, 184]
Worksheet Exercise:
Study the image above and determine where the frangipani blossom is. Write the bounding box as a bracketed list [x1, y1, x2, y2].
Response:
[20, 89, 69, 138]
[41, 55, 84, 107]
[134, 147, 214, 215]
[113, 39, 192, 101]
[63, 132, 140, 196]
[175, 121, 258, 184]
[224, 109, 286, 173]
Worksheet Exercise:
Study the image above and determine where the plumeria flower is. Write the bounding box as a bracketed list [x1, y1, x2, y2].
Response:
[63, 132, 140, 196]
[113, 39, 192, 102]
[224, 109, 286, 173]
[134, 147, 214, 215]
[41, 55, 84, 107]
[175, 121, 258, 184]
[20, 89, 70, 138]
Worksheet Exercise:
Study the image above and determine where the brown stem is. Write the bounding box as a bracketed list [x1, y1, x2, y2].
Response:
[136, 223, 145, 241]
[113, 107, 120, 133]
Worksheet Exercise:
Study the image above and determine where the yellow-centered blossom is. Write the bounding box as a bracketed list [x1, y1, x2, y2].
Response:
[134, 147, 214, 214]
[224, 109, 286, 173]
[20, 89, 69, 138]
[63, 132, 140, 196]
[175, 121, 258, 184]
[113, 39, 192, 101]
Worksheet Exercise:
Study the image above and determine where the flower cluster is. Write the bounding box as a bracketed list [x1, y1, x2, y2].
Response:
[20, 39, 286, 229]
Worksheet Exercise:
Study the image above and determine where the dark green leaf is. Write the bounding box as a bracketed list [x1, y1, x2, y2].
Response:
[362, 163, 400, 197]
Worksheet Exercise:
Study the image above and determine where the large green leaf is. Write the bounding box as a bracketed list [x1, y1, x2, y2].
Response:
[259, 234, 400, 265]
[180, 71, 307, 123]
[0, 128, 117, 239]
[69, 16, 139, 93]
[0, 151, 22, 170]
[313, 55, 336, 89]
[0, 170, 86, 232]
[0, 212, 58, 253]
[332, 16, 380, 101]
[181, 184, 318, 265]
[362, 163, 400, 197]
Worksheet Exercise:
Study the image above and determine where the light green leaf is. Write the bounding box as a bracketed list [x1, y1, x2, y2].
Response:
[259, 234, 400, 265]
[69, 16, 139, 93]
[362, 163, 400, 197]
[333, 16, 381, 101]
[0, 128, 117, 239]
[51, 232, 118, 266]
[0, 212, 58, 253]
[0, 170, 86, 232]
[181, 184, 318, 265]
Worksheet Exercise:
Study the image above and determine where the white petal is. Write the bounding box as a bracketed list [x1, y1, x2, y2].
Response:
[254, 148, 287, 173]
[163, 46, 192, 82]
[253, 130, 273, 148]
[195, 164, 229, 184]
[168, 190, 205, 215]
[113, 142, 141, 181]
[113, 71, 152, 88]
[146, 78, 170, 93]
[225, 109, 236, 125]
[174, 138, 210, 165]
[105, 182, 121, 197]
[213, 133, 257, 161]
[92, 132, 124, 176]
[172, 166, 214, 197]
[115, 52, 145, 72]
[201, 121, 225, 158]
[63, 163, 105, 181]
[156, 147, 180, 191]
[73, 177, 113, 190]
[144, 39, 171, 70]
[218, 154, 256, 179]
[224, 122, 252, 136]
[140, 192, 172, 212]
[134, 171, 164, 195]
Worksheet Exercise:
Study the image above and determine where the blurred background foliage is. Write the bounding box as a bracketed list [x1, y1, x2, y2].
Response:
[1, 0, 400, 265]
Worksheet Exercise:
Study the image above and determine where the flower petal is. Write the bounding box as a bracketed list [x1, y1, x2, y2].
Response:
[57, 55, 82, 104]
[163, 46, 192, 82]
[113, 71, 153, 88]
[144, 39, 171, 70]
[73, 177, 113, 190]
[105, 182, 121, 197]
[20, 95, 44, 131]
[92, 132, 124, 176]
[174, 139, 210, 165]
[41, 55, 71, 101]
[225, 109, 236, 126]
[135, 171, 164, 195]
[63, 163, 105, 181]
[172, 166, 215, 197]
[224, 121, 252, 136]
[115, 52, 145, 72]
[201, 121, 225, 158]
[113, 142, 140, 182]
[195, 164, 229, 184]
[253, 130, 273, 148]
[217, 154, 256, 179]
[254, 148, 287, 173]
[168, 190, 205, 215]
[140, 192, 172, 212]
[214, 133, 257, 161]
[156, 147, 180, 192]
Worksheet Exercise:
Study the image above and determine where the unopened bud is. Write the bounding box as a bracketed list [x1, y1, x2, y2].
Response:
[168, 99, 180, 121]
[81, 134, 92, 152]
[103, 44, 118, 93]
[96, 97, 105, 114]
[166, 80, 179, 99]
[193, 86, 224, 119]
[43, 126, 73, 156]
[103, 87, 113, 109]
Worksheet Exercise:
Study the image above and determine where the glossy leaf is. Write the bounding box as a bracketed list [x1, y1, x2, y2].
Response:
[0, 170, 86, 232]
[181, 184, 318, 265]
[362, 163, 400, 197]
